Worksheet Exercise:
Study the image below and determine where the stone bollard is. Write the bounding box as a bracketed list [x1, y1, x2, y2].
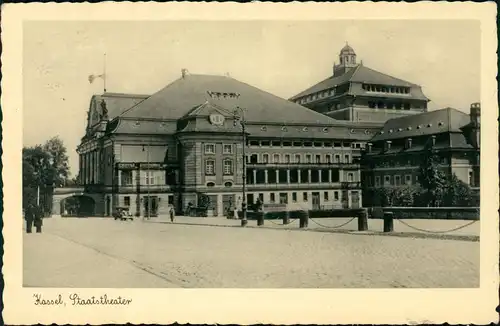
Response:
[257, 212, 265, 226]
[383, 212, 394, 233]
[299, 211, 309, 228]
[357, 209, 368, 231]
[283, 212, 290, 225]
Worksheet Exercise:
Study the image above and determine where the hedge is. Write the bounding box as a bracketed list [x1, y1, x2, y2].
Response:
[368, 207, 479, 220]
[308, 208, 365, 219]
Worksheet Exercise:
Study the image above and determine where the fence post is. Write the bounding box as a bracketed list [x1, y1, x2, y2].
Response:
[257, 212, 264, 226]
[283, 212, 290, 225]
[357, 208, 368, 231]
[299, 211, 309, 228]
[383, 212, 394, 232]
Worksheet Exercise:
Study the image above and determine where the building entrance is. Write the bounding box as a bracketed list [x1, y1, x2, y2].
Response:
[311, 192, 320, 210]
[143, 196, 158, 217]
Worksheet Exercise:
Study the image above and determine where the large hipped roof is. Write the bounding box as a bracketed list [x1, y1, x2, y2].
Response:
[119, 74, 340, 125]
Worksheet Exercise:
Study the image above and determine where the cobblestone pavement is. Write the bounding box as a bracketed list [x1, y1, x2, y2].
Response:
[24, 217, 479, 288]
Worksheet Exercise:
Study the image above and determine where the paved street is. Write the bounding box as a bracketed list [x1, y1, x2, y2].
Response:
[24, 217, 479, 288]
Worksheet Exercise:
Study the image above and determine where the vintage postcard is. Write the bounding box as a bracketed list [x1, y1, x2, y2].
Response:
[2, 2, 498, 324]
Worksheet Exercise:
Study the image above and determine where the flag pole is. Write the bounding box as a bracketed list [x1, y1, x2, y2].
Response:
[103, 53, 107, 93]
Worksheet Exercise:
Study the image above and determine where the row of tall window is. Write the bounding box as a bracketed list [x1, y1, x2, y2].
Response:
[247, 140, 364, 149]
[248, 153, 354, 164]
[120, 169, 177, 186]
[204, 143, 233, 155]
[205, 159, 234, 175]
[362, 84, 411, 94]
[246, 168, 355, 184]
[370, 174, 416, 187]
[367, 101, 413, 110]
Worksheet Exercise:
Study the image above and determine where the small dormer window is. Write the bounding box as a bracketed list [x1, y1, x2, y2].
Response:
[302, 127, 308, 132]
[417, 125, 422, 129]
[438, 122, 444, 126]
[261, 126, 267, 131]
[398, 128, 403, 132]
[388, 129, 393, 134]
[281, 126, 287, 132]
[322, 127, 328, 133]
[407, 126, 412, 131]
[135, 121, 140, 126]
[427, 123, 432, 127]
[380, 131, 384, 134]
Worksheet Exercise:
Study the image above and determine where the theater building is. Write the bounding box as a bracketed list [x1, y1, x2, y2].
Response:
[289, 44, 430, 123]
[62, 70, 383, 217]
[360, 103, 481, 205]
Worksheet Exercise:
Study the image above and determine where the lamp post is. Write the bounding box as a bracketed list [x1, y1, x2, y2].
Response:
[234, 106, 247, 227]
[142, 142, 151, 220]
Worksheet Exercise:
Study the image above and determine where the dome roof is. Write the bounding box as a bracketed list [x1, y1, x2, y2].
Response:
[340, 43, 356, 55]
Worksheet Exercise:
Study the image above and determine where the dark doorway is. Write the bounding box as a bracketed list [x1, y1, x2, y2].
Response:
[311, 192, 320, 210]
[143, 196, 159, 217]
[62, 195, 96, 217]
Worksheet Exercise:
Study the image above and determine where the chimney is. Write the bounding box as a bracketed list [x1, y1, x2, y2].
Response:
[406, 138, 412, 149]
[181, 69, 189, 79]
[470, 102, 481, 126]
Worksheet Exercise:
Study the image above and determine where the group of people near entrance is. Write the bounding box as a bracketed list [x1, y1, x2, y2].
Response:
[24, 203, 44, 233]
[227, 197, 263, 219]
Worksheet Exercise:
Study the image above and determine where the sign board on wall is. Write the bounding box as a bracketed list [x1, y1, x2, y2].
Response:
[117, 162, 167, 170]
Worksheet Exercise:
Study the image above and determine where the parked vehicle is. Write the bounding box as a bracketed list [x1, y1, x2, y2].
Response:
[113, 206, 134, 221]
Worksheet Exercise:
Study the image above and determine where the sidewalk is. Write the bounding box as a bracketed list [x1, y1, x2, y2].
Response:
[148, 215, 480, 241]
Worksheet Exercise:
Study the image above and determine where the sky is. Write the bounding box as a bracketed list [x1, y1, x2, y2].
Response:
[23, 20, 480, 176]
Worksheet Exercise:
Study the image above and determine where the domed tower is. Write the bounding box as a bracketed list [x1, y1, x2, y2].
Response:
[333, 43, 358, 77]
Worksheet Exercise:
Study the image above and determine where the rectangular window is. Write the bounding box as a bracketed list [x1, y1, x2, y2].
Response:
[375, 176, 381, 186]
[124, 196, 130, 207]
[334, 155, 340, 163]
[295, 154, 301, 163]
[205, 160, 215, 175]
[334, 191, 339, 201]
[324, 191, 329, 201]
[262, 154, 269, 163]
[325, 155, 331, 164]
[292, 192, 297, 202]
[384, 175, 391, 186]
[204, 144, 215, 154]
[223, 144, 233, 154]
[303, 192, 308, 201]
[284, 155, 290, 163]
[395, 175, 401, 186]
[306, 155, 312, 163]
[415, 175, 419, 183]
[270, 193, 275, 203]
[121, 170, 133, 186]
[223, 160, 233, 175]
[405, 175, 412, 185]
[273, 154, 280, 164]
[347, 173, 354, 182]
[344, 155, 350, 163]
[144, 171, 155, 185]
[315, 155, 321, 164]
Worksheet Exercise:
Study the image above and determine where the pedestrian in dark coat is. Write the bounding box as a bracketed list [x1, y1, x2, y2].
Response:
[25, 204, 34, 233]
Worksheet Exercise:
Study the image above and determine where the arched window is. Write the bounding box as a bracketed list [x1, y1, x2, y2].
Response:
[262, 154, 269, 164]
[273, 154, 280, 164]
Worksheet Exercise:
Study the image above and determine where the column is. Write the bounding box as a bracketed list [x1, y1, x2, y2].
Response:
[318, 170, 322, 183]
[264, 170, 268, 184]
[96, 150, 100, 184]
[275, 170, 279, 183]
[94, 150, 98, 184]
[217, 194, 223, 217]
[329, 169, 332, 183]
[253, 169, 257, 184]
[308, 169, 312, 183]
[135, 166, 141, 216]
[79, 154, 83, 184]
[287, 169, 290, 184]
[298, 170, 301, 184]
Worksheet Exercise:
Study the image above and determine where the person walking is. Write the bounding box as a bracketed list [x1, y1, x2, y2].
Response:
[169, 204, 175, 223]
[25, 204, 34, 233]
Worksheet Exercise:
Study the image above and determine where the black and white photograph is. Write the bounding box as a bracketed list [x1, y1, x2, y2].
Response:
[2, 2, 498, 325]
